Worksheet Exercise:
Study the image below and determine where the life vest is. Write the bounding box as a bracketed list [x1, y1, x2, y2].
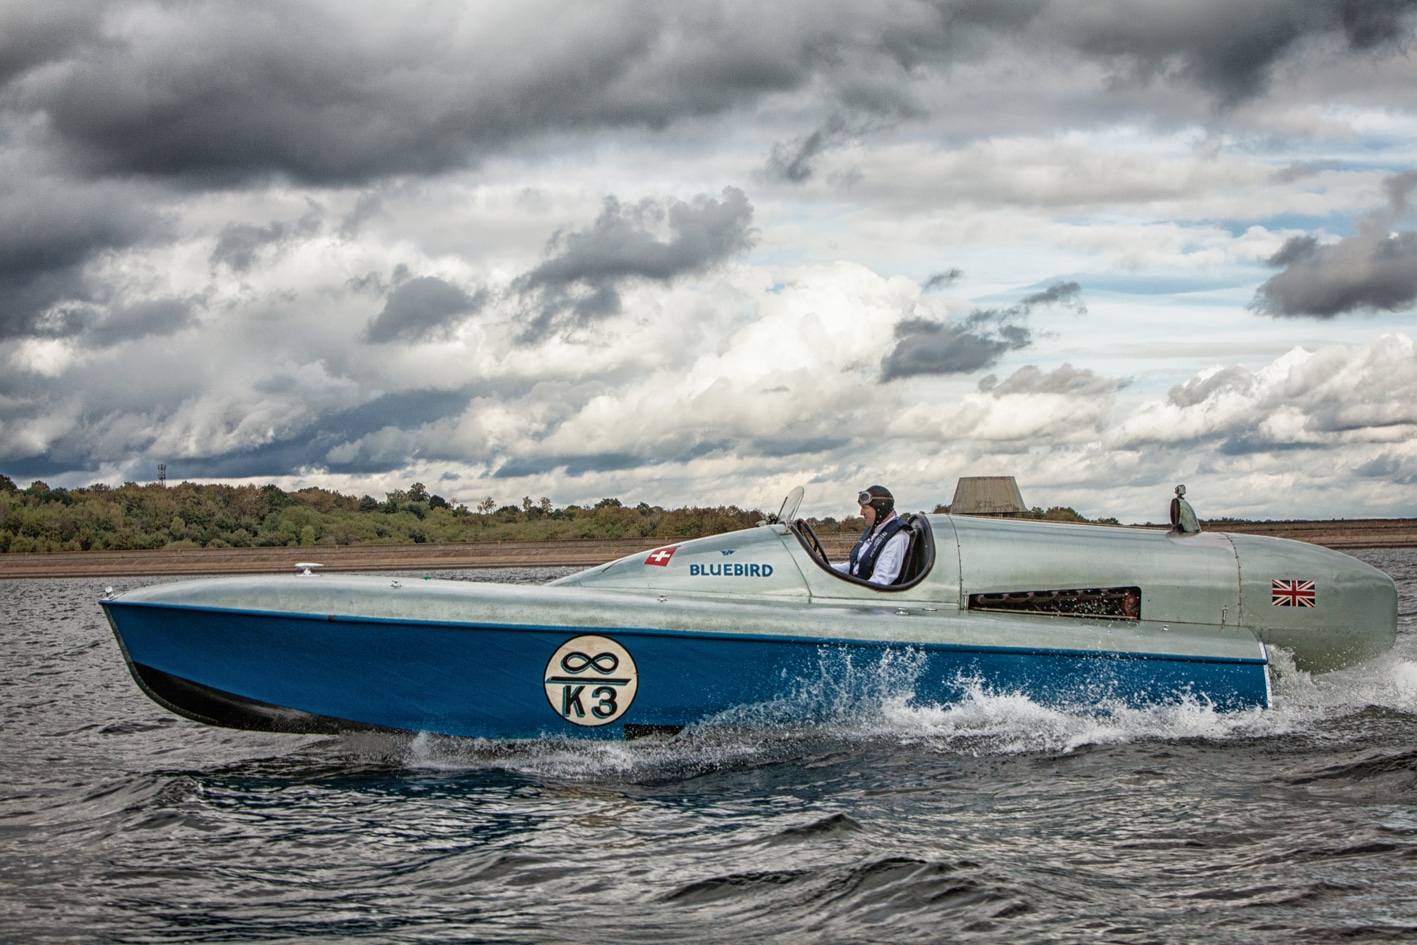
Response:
[847, 514, 911, 582]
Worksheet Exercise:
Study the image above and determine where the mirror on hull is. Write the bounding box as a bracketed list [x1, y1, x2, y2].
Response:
[767, 485, 805, 524]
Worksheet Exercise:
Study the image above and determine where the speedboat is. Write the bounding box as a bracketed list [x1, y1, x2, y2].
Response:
[100, 488, 1398, 738]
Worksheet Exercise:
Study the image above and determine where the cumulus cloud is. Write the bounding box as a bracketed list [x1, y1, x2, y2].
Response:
[364, 277, 488, 344]
[1252, 172, 1417, 317]
[887, 362, 1123, 447]
[1166, 364, 1255, 408]
[1112, 334, 1417, 453]
[516, 187, 754, 339]
[880, 281, 1083, 380]
[985, 363, 1118, 397]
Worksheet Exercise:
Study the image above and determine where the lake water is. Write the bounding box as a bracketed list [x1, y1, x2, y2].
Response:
[2, 550, 1416, 943]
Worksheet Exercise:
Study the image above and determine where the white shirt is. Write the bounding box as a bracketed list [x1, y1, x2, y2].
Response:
[833, 515, 910, 585]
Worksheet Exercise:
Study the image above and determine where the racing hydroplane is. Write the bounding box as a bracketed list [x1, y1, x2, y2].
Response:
[100, 488, 1398, 739]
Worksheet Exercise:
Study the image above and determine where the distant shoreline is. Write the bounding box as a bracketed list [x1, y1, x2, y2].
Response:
[2, 518, 1413, 579]
[0, 538, 658, 579]
[1185, 518, 1417, 549]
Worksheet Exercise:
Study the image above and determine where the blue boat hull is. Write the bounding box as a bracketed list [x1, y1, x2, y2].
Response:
[103, 600, 1271, 738]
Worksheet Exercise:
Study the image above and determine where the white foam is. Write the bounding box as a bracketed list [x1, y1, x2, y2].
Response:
[1267, 644, 1417, 716]
[367, 639, 1417, 778]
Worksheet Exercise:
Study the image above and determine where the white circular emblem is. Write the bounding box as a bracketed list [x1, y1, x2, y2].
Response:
[544, 635, 638, 726]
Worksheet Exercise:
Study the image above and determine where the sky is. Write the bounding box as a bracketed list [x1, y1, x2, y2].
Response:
[2, 0, 1416, 523]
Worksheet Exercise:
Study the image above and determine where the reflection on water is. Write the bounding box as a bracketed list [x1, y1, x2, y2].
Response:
[1, 553, 1416, 943]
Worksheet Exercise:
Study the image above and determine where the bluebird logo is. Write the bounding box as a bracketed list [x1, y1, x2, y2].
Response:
[688, 562, 774, 577]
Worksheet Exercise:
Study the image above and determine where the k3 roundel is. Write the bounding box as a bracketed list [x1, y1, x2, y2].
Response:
[544, 635, 638, 726]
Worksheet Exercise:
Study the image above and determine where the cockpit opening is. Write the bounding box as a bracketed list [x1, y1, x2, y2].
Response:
[791, 514, 936, 591]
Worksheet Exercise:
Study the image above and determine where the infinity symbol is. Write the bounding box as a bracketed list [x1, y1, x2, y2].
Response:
[561, 651, 619, 674]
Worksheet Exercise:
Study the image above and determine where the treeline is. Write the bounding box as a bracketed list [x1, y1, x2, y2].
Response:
[0, 474, 1119, 554]
[0, 476, 772, 553]
[951, 504, 1121, 525]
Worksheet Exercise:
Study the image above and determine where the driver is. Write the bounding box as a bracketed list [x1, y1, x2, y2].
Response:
[834, 485, 910, 585]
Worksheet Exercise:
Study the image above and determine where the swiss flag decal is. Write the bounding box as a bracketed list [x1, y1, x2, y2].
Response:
[644, 546, 679, 567]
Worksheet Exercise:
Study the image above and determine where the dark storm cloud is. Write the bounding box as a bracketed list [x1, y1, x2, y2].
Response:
[1341, 0, 1417, 47]
[759, 2, 1417, 180]
[764, 127, 836, 183]
[1065, 0, 1417, 104]
[761, 112, 905, 183]
[0, 6, 101, 87]
[494, 440, 732, 478]
[1252, 172, 1417, 317]
[0, 3, 1402, 348]
[1256, 233, 1417, 316]
[0, 172, 161, 339]
[86, 298, 194, 347]
[210, 207, 322, 272]
[1218, 433, 1310, 456]
[881, 280, 1085, 380]
[495, 453, 646, 478]
[922, 269, 963, 292]
[236, 391, 470, 478]
[746, 436, 850, 458]
[1019, 280, 1086, 312]
[1271, 160, 1346, 184]
[2, 0, 1396, 349]
[5, 4, 817, 185]
[1355, 452, 1415, 483]
[516, 187, 754, 340]
[0, 381, 489, 481]
[4, 2, 1409, 187]
[881, 318, 1027, 380]
[364, 277, 489, 344]
[208, 385, 491, 476]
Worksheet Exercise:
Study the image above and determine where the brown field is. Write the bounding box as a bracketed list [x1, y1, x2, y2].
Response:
[1193, 518, 1417, 548]
[0, 539, 658, 579]
[1, 520, 1411, 579]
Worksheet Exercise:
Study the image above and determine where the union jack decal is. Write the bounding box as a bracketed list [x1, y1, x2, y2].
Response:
[1272, 579, 1316, 607]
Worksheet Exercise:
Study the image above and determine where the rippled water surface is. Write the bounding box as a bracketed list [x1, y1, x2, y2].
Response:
[3, 552, 1417, 943]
